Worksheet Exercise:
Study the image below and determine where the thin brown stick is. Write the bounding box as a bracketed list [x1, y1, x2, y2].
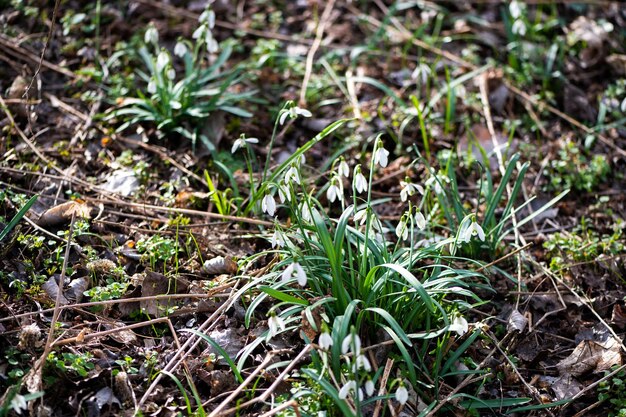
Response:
[299, 0, 336, 106]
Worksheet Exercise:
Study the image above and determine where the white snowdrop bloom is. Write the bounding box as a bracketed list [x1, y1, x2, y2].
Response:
[327, 179, 343, 204]
[167, 68, 176, 80]
[10, 393, 27, 415]
[509, 0, 523, 19]
[399, 179, 424, 202]
[415, 211, 426, 230]
[270, 230, 285, 248]
[337, 158, 350, 178]
[354, 166, 368, 194]
[449, 315, 469, 336]
[373, 139, 390, 168]
[206, 36, 219, 53]
[267, 314, 286, 339]
[147, 78, 157, 94]
[199, 9, 216, 28]
[462, 220, 485, 242]
[512, 19, 527, 36]
[277, 182, 291, 203]
[425, 174, 449, 195]
[411, 61, 431, 86]
[396, 384, 409, 405]
[174, 42, 188, 58]
[284, 165, 301, 185]
[192, 26, 206, 40]
[281, 262, 307, 287]
[395, 215, 409, 241]
[156, 51, 169, 73]
[621, 98, 626, 113]
[318, 332, 333, 349]
[355, 354, 372, 372]
[365, 379, 375, 397]
[338, 380, 363, 401]
[300, 203, 316, 223]
[341, 333, 361, 355]
[144, 25, 158, 45]
[231, 136, 259, 154]
[279, 106, 312, 125]
[354, 209, 368, 226]
[262, 194, 276, 216]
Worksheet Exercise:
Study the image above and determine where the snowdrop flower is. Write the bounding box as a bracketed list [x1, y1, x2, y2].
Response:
[267, 314, 286, 339]
[284, 165, 301, 185]
[206, 36, 219, 53]
[147, 78, 157, 94]
[353, 165, 368, 194]
[415, 211, 426, 230]
[282, 262, 307, 287]
[262, 193, 276, 216]
[156, 50, 169, 73]
[277, 181, 291, 203]
[318, 332, 333, 350]
[512, 19, 527, 36]
[399, 178, 424, 202]
[327, 177, 343, 204]
[199, 9, 216, 28]
[144, 25, 158, 46]
[373, 138, 390, 168]
[395, 214, 409, 241]
[354, 354, 372, 372]
[167, 68, 176, 80]
[449, 315, 469, 336]
[174, 41, 188, 58]
[270, 230, 285, 248]
[10, 393, 27, 414]
[279, 106, 313, 125]
[337, 157, 350, 178]
[509, 0, 523, 19]
[621, 97, 626, 113]
[425, 173, 449, 195]
[365, 379, 375, 397]
[411, 61, 431, 86]
[338, 380, 363, 401]
[353, 208, 368, 226]
[462, 218, 485, 242]
[231, 136, 259, 154]
[300, 202, 316, 223]
[395, 384, 409, 405]
[341, 333, 361, 355]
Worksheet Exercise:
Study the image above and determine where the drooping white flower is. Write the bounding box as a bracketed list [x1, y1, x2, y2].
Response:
[415, 211, 426, 230]
[206, 36, 219, 53]
[318, 332, 333, 350]
[395, 215, 409, 241]
[462, 219, 485, 242]
[354, 208, 368, 226]
[231, 136, 259, 153]
[373, 138, 390, 168]
[174, 42, 188, 58]
[281, 262, 307, 287]
[270, 230, 285, 248]
[277, 181, 291, 203]
[341, 333, 361, 355]
[449, 315, 469, 336]
[199, 9, 216, 28]
[147, 78, 157, 94]
[279, 106, 313, 125]
[400, 179, 424, 202]
[354, 354, 372, 372]
[300, 202, 316, 223]
[267, 314, 286, 339]
[512, 19, 527, 36]
[192, 26, 206, 40]
[365, 379, 375, 397]
[327, 178, 343, 204]
[166, 68, 176, 80]
[156, 50, 169, 73]
[262, 194, 276, 216]
[338, 380, 363, 401]
[395, 384, 409, 405]
[337, 158, 350, 178]
[144, 25, 158, 46]
[354, 166, 368, 194]
[10, 393, 27, 415]
[425, 173, 450, 195]
[509, 0, 523, 19]
[284, 165, 301, 185]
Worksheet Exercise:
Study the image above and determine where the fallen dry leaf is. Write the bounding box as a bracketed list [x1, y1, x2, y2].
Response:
[38, 200, 91, 227]
[557, 336, 622, 377]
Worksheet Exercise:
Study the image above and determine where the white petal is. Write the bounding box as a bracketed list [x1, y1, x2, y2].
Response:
[327, 185, 337, 203]
[338, 380, 356, 400]
[415, 212, 426, 229]
[231, 139, 241, 154]
[262, 194, 276, 216]
[396, 385, 409, 405]
[297, 108, 312, 117]
[279, 111, 289, 125]
[282, 263, 295, 283]
[365, 380, 375, 396]
[475, 222, 485, 241]
[319, 332, 333, 349]
[174, 42, 187, 57]
[295, 263, 307, 287]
